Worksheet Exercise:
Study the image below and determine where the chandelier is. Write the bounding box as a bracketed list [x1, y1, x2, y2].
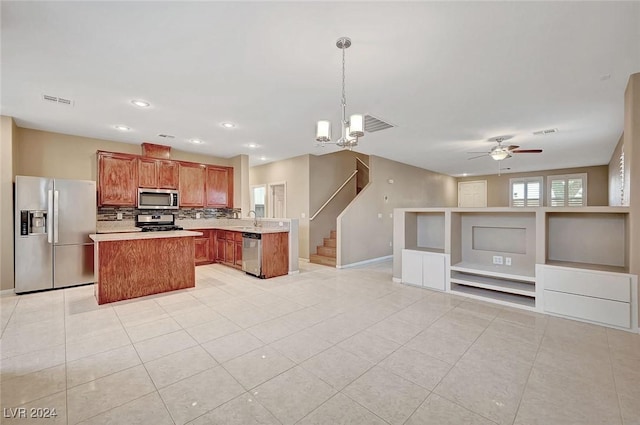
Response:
[315, 37, 364, 150]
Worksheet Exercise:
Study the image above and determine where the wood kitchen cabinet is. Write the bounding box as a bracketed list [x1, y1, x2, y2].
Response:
[179, 163, 206, 206]
[193, 229, 215, 265]
[194, 231, 211, 266]
[212, 230, 242, 269]
[234, 232, 243, 268]
[206, 166, 233, 208]
[261, 232, 289, 278]
[98, 151, 138, 206]
[139, 158, 179, 189]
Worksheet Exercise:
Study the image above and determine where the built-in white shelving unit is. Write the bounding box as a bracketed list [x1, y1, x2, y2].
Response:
[393, 206, 637, 331]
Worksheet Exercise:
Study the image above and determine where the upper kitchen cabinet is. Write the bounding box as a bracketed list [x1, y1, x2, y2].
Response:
[97, 151, 138, 206]
[138, 158, 179, 189]
[206, 166, 233, 208]
[179, 162, 206, 206]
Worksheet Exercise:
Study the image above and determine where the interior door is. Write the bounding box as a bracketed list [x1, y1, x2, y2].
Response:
[268, 182, 286, 218]
[458, 180, 487, 207]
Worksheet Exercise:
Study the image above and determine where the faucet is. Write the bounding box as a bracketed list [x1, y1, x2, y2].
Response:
[248, 210, 258, 227]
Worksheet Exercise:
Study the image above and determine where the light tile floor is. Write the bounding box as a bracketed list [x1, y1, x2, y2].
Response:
[1, 261, 639, 425]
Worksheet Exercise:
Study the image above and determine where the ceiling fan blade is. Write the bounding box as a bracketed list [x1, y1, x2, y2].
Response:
[505, 145, 520, 151]
[467, 154, 489, 160]
[512, 149, 543, 153]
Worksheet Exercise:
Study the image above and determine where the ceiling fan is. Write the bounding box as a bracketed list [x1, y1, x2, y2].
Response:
[467, 136, 543, 161]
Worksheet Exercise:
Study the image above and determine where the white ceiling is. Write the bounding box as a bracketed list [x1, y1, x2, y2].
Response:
[2, 1, 639, 176]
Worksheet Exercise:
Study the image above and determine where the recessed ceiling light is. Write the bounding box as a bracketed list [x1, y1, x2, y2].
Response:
[221, 122, 235, 129]
[246, 143, 260, 148]
[462, 173, 468, 177]
[190, 139, 204, 144]
[114, 125, 131, 131]
[131, 99, 150, 108]
[259, 156, 267, 161]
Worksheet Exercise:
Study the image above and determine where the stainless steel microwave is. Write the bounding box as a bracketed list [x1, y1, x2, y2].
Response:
[138, 188, 179, 210]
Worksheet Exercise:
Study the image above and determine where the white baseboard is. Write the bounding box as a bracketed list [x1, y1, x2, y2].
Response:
[392, 277, 402, 283]
[288, 270, 300, 275]
[298, 258, 310, 263]
[337, 255, 393, 269]
[0, 288, 16, 297]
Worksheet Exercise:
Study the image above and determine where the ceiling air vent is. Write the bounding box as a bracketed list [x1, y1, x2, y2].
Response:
[157, 134, 175, 139]
[41, 94, 74, 106]
[533, 128, 558, 136]
[364, 114, 396, 133]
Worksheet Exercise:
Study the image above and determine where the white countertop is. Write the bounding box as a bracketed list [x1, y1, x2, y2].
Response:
[90, 230, 203, 242]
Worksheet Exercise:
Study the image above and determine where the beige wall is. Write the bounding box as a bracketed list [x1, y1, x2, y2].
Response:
[15, 128, 231, 181]
[457, 165, 609, 207]
[229, 154, 250, 213]
[608, 136, 627, 206]
[338, 155, 457, 266]
[0, 117, 17, 291]
[624, 73, 640, 328]
[249, 155, 310, 259]
[308, 151, 367, 257]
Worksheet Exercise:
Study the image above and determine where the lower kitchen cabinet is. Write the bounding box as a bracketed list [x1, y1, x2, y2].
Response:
[193, 229, 214, 266]
[213, 230, 242, 270]
[261, 232, 289, 278]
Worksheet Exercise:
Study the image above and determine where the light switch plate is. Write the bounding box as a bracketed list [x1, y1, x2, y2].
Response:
[116, 212, 123, 220]
[492, 255, 504, 265]
[505, 257, 512, 266]
[196, 212, 201, 219]
[378, 213, 383, 219]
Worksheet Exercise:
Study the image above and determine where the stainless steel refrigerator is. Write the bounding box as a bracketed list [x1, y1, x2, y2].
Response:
[14, 175, 96, 294]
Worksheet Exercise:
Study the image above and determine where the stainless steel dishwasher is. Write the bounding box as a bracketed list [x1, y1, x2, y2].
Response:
[242, 232, 262, 277]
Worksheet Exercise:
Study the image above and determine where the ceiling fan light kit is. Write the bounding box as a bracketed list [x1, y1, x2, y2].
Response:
[315, 37, 364, 150]
[468, 135, 543, 165]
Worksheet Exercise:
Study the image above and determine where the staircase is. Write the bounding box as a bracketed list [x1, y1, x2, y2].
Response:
[310, 230, 336, 267]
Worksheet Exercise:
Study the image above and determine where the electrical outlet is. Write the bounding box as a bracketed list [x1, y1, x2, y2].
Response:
[196, 212, 201, 219]
[492, 255, 504, 265]
[378, 213, 383, 219]
[389, 213, 393, 218]
[505, 257, 512, 266]
[116, 212, 123, 220]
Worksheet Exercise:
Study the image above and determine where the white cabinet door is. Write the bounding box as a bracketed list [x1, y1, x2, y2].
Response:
[402, 249, 447, 291]
[402, 250, 423, 286]
[423, 254, 446, 291]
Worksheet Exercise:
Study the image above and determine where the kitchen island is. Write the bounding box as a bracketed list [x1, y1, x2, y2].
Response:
[89, 230, 202, 304]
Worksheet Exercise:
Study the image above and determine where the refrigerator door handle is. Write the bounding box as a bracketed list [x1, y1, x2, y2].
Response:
[53, 190, 59, 243]
[47, 189, 53, 244]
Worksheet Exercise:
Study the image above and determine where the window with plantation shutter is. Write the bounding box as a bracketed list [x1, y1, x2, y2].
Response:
[509, 177, 542, 207]
[547, 173, 587, 207]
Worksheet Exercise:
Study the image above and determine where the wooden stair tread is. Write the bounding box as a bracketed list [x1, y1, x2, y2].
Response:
[310, 254, 336, 267]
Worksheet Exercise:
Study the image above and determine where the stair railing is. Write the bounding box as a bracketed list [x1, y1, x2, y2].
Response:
[310, 169, 358, 221]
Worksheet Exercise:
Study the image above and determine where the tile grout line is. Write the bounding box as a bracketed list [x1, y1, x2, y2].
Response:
[508, 314, 550, 425]
[605, 329, 627, 425]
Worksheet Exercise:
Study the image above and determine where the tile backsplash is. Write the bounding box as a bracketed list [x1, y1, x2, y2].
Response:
[97, 207, 241, 221]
